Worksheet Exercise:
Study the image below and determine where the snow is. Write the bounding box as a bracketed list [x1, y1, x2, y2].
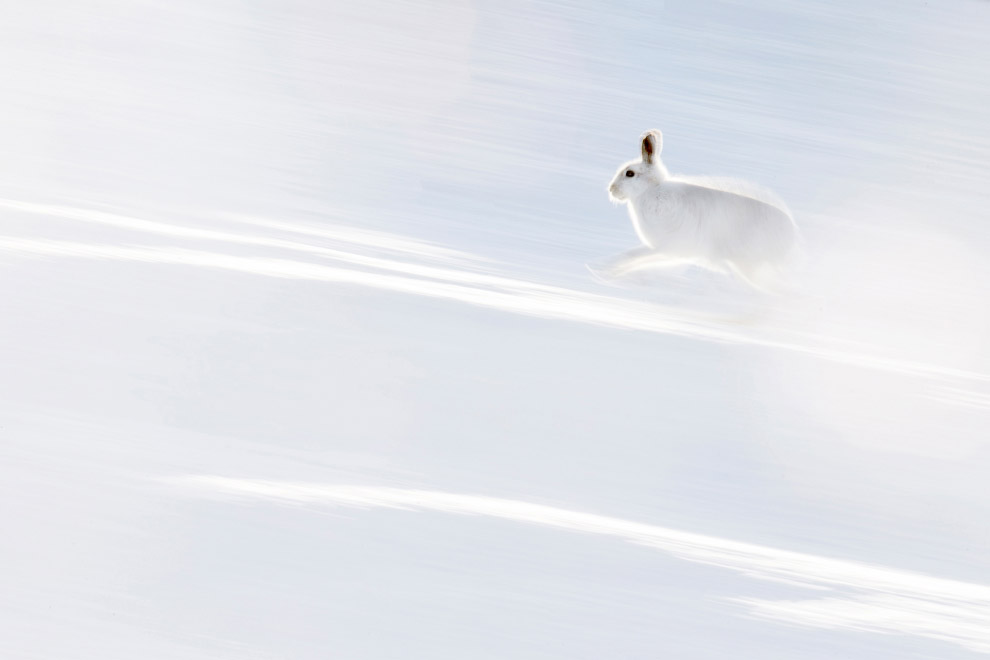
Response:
[2, 0, 990, 658]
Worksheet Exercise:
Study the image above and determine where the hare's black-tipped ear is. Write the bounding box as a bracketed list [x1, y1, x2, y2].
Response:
[640, 129, 662, 164]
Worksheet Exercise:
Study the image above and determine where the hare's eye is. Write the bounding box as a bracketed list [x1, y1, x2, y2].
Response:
[625, 170, 635, 177]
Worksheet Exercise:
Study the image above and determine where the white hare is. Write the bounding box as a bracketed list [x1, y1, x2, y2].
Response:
[596, 129, 798, 291]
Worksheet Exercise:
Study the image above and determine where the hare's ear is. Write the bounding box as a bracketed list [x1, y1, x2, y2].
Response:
[640, 130, 662, 164]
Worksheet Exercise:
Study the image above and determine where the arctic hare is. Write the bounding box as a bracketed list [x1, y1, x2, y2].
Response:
[597, 129, 798, 291]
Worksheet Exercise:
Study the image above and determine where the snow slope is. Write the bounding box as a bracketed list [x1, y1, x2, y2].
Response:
[3, 1, 990, 658]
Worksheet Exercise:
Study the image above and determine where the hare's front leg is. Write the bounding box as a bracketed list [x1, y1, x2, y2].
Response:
[726, 260, 783, 293]
[588, 246, 652, 280]
[588, 246, 688, 281]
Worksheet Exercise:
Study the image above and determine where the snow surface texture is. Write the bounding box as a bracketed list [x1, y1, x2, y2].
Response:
[3, 1, 990, 659]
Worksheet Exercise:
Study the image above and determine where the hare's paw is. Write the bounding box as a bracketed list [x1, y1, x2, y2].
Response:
[586, 261, 621, 283]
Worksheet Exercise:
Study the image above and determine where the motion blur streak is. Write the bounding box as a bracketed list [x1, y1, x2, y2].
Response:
[2, 200, 989, 394]
[172, 475, 990, 654]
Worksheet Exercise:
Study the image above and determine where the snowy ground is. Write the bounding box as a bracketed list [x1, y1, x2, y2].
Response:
[2, 1, 990, 658]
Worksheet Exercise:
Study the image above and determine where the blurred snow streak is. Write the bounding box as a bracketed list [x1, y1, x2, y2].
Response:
[2, 0, 990, 659]
[176, 476, 990, 653]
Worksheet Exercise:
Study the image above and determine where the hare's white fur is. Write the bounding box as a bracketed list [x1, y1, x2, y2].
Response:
[599, 130, 798, 291]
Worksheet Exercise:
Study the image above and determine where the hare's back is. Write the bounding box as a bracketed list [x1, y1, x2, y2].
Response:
[678, 182, 792, 230]
[675, 181, 796, 262]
